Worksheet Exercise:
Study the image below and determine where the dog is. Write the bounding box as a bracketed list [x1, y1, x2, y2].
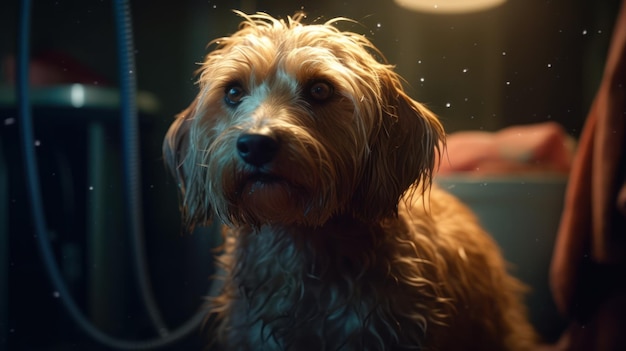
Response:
[163, 12, 538, 351]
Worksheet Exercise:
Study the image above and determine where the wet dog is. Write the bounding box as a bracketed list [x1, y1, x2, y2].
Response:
[164, 12, 537, 351]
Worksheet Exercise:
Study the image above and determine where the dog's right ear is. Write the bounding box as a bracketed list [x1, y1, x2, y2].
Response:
[163, 98, 203, 226]
[163, 98, 197, 189]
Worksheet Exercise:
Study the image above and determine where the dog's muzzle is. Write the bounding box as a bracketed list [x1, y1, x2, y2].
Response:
[236, 131, 279, 167]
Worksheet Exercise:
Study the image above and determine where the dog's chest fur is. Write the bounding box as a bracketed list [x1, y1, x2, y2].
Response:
[213, 216, 451, 351]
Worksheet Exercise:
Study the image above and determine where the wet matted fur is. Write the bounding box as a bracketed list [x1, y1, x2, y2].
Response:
[164, 12, 538, 351]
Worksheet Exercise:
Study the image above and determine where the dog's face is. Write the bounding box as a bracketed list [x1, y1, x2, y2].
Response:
[164, 12, 445, 228]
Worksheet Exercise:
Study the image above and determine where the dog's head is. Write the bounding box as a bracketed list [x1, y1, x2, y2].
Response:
[164, 12, 445, 228]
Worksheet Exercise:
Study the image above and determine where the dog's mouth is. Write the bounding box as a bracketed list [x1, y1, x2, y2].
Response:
[237, 171, 291, 196]
[247, 172, 283, 184]
[234, 170, 304, 223]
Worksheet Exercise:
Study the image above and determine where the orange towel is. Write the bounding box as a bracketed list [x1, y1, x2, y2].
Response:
[549, 0, 626, 349]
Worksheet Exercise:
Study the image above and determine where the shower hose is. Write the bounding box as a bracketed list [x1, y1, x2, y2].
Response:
[17, 0, 208, 348]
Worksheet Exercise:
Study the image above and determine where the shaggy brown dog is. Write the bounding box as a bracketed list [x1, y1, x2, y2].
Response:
[164, 12, 537, 351]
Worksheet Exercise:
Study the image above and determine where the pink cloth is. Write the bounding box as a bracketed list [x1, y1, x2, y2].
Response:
[438, 122, 575, 176]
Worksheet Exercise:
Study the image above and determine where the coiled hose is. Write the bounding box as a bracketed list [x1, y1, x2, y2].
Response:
[17, 0, 208, 348]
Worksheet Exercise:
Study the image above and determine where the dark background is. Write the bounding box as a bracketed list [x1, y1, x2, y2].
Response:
[0, 0, 621, 350]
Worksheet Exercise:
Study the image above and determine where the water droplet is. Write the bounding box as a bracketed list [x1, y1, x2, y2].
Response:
[462, 68, 469, 73]
[547, 63, 552, 68]
[4, 117, 15, 125]
[212, 4, 217, 8]
[376, 23, 381, 28]
[417, 60, 422, 64]
[88, 186, 94, 191]
[34, 140, 41, 146]
[445, 102, 451, 108]
[502, 51, 507, 56]
[506, 81, 511, 85]
[52, 291, 60, 298]
[420, 77, 425, 82]
[597, 30, 602, 34]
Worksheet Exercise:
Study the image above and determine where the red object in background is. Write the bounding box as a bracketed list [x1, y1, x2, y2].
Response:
[3, 50, 109, 87]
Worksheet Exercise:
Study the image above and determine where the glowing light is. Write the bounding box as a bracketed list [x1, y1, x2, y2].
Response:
[70, 83, 85, 108]
[395, 0, 506, 14]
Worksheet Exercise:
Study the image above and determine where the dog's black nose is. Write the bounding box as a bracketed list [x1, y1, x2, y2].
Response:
[236, 132, 279, 167]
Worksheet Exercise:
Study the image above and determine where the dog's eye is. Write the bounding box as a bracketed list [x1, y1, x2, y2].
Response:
[307, 81, 334, 102]
[224, 84, 245, 107]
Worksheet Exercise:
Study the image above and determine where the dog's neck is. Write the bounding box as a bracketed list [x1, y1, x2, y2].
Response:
[249, 214, 385, 248]
[301, 214, 380, 236]
[228, 214, 395, 285]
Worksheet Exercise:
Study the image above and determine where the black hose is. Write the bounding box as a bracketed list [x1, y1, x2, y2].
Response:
[17, 0, 208, 348]
[113, 0, 170, 337]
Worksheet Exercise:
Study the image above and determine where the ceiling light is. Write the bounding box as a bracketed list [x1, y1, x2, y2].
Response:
[395, 0, 506, 14]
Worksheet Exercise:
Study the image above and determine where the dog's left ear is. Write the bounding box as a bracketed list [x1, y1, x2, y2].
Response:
[353, 71, 445, 221]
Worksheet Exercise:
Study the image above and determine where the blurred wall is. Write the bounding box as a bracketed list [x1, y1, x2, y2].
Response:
[0, 0, 620, 134]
